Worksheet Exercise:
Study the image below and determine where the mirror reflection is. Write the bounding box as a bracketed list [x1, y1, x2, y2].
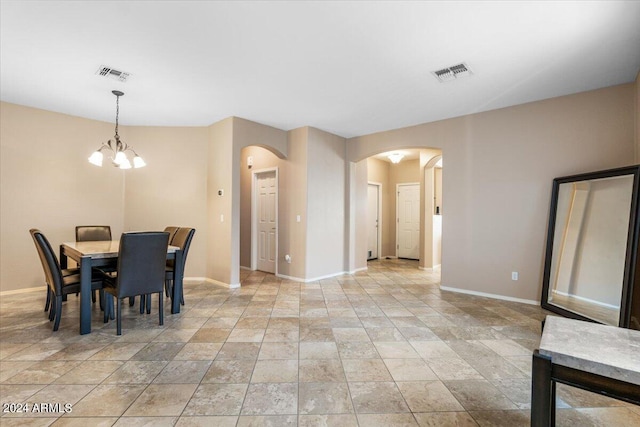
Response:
[546, 174, 634, 325]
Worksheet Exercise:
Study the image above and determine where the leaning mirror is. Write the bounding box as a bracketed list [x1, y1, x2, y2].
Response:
[541, 165, 640, 330]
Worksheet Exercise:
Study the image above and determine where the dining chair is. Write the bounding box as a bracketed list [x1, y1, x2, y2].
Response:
[75, 225, 112, 241]
[29, 229, 104, 331]
[75, 225, 114, 306]
[101, 231, 170, 335]
[165, 227, 195, 305]
[164, 226, 179, 244]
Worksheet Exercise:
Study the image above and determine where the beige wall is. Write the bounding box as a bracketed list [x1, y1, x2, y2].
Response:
[306, 127, 346, 279]
[207, 118, 234, 284]
[123, 125, 209, 278]
[348, 83, 635, 302]
[1, 102, 125, 292]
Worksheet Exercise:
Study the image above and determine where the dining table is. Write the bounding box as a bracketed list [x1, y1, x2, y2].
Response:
[60, 240, 184, 334]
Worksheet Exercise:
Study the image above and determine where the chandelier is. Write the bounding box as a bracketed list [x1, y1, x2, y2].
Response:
[88, 90, 146, 169]
[387, 152, 404, 164]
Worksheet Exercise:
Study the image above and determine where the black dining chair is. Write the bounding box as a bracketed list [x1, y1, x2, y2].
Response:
[30, 229, 104, 331]
[101, 231, 170, 335]
[165, 227, 195, 306]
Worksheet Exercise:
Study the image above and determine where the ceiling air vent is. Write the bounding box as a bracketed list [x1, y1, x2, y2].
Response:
[95, 65, 131, 82]
[432, 62, 473, 83]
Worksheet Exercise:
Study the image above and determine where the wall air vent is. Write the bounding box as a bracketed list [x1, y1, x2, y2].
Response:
[95, 65, 131, 82]
[432, 62, 473, 83]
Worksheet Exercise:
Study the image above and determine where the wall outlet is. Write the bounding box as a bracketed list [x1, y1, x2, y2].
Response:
[511, 271, 519, 281]
[285, 254, 291, 263]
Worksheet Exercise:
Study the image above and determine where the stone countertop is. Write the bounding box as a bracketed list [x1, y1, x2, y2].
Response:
[539, 315, 640, 385]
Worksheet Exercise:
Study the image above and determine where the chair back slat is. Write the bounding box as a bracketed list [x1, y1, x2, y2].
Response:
[116, 231, 169, 298]
[76, 225, 112, 242]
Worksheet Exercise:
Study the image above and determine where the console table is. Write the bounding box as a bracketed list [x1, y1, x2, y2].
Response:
[531, 315, 640, 426]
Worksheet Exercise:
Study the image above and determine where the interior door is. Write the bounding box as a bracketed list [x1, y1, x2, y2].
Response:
[397, 183, 420, 259]
[367, 184, 379, 260]
[256, 171, 277, 273]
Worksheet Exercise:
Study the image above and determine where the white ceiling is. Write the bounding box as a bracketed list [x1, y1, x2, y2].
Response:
[1, 1, 639, 138]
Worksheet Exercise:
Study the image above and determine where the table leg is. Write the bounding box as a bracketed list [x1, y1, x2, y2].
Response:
[79, 256, 92, 335]
[171, 249, 184, 314]
[531, 350, 553, 427]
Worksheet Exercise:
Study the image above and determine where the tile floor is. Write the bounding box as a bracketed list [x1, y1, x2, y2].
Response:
[1, 259, 639, 426]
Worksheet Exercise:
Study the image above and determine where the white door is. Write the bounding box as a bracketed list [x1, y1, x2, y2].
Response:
[367, 184, 380, 260]
[397, 183, 420, 259]
[256, 171, 277, 273]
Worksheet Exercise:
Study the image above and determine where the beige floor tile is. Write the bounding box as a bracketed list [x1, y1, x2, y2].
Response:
[337, 341, 379, 359]
[236, 415, 297, 426]
[468, 409, 530, 427]
[444, 380, 517, 411]
[414, 411, 479, 426]
[251, 360, 298, 383]
[124, 383, 197, 416]
[173, 342, 223, 360]
[299, 359, 345, 382]
[153, 360, 211, 384]
[202, 359, 256, 383]
[174, 416, 238, 426]
[398, 381, 464, 412]
[258, 342, 298, 360]
[241, 383, 298, 415]
[374, 341, 421, 358]
[299, 414, 359, 427]
[357, 413, 419, 426]
[427, 357, 484, 381]
[298, 382, 354, 414]
[215, 342, 261, 360]
[262, 328, 299, 342]
[0, 360, 37, 382]
[70, 384, 146, 416]
[384, 358, 438, 381]
[183, 383, 248, 416]
[103, 360, 167, 384]
[189, 328, 231, 343]
[299, 342, 339, 359]
[51, 417, 119, 426]
[342, 358, 392, 381]
[477, 339, 531, 357]
[3, 360, 81, 385]
[54, 360, 123, 384]
[87, 342, 147, 360]
[152, 328, 199, 342]
[226, 328, 265, 343]
[348, 381, 410, 414]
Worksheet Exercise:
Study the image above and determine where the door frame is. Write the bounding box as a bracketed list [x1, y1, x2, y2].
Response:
[396, 182, 420, 259]
[251, 167, 278, 274]
[368, 182, 382, 260]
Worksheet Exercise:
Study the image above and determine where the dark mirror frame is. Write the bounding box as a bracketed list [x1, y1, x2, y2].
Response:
[541, 165, 640, 330]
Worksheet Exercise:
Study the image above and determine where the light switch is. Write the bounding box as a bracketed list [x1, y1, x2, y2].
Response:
[296, 215, 301, 222]
[220, 214, 224, 222]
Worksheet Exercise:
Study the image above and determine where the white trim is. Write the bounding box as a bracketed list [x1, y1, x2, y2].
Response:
[239, 265, 252, 271]
[277, 270, 350, 283]
[187, 277, 241, 289]
[348, 266, 368, 274]
[251, 167, 278, 275]
[0, 285, 46, 296]
[367, 181, 383, 260]
[440, 285, 539, 306]
[552, 289, 620, 310]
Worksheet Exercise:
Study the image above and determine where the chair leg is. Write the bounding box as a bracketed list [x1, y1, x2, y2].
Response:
[116, 298, 122, 336]
[129, 296, 135, 307]
[48, 296, 56, 321]
[53, 296, 62, 331]
[103, 293, 112, 323]
[159, 291, 164, 326]
[91, 289, 96, 304]
[146, 294, 151, 314]
[165, 280, 170, 297]
[180, 287, 185, 306]
[44, 287, 51, 312]
[139, 295, 145, 314]
[99, 289, 105, 311]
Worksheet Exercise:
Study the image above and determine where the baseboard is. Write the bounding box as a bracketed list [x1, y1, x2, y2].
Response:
[277, 270, 349, 283]
[184, 277, 241, 289]
[419, 264, 441, 272]
[440, 285, 539, 306]
[348, 266, 368, 274]
[0, 285, 46, 296]
[239, 265, 252, 271]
